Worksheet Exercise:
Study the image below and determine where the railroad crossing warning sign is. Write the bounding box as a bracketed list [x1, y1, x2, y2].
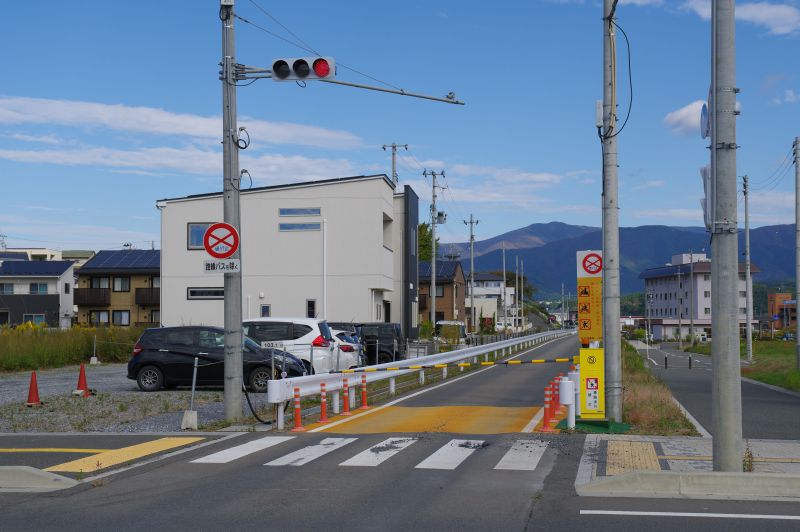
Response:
[579, 319, 592, 331]
[576, 250, 603, 345]
[203, 223, 239, 259]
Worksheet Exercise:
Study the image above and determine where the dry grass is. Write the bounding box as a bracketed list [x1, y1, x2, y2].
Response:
[623, 341, 698, 436]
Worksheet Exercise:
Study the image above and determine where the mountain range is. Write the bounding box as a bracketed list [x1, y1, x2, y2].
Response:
[450, 222, 796, 299]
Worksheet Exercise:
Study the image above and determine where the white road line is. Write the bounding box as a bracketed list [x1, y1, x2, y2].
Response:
[265, 437, 357, 467]
[521, 408, 544, 433]
[310, 334, 572, 433]
[415, 439, 484, 470]
[494, 440, 548, 471]
[580, 510, 800, 521]
[191, 436, 295, 464]
[339, 437, 418, 467]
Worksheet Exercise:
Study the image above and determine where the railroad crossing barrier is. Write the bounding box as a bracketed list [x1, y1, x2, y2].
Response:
[268, 329, 575, 429]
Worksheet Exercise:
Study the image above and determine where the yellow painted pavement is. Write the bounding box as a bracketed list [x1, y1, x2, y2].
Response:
[45, 437, 204, 473]
[314, 406, 541, 434]
[0, 448, 111, 454]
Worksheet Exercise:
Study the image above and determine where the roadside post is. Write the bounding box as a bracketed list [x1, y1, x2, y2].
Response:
[559, 377, 576, 429]
[181, 356, 199, 430]
[578, 348, 605, 420]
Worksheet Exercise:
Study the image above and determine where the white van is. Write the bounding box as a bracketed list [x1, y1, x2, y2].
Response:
[242, 318, 359, 374]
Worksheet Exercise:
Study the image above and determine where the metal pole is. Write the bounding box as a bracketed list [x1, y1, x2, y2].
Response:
[678, 269, 683, 348]
[502, 242, 507, 331]
[521, 259, 525, 331]
[190, 356, 199, 411]
[515, 257, 519, 332]
[795, 137, 800, 369]
[220, 1, 243, 421]
[602, 0, 623, 424]
[690, 250, 695, 346]
[744, 177, 753, 363]
[322, 218, 327, 320]
[711, 0, 743, 471]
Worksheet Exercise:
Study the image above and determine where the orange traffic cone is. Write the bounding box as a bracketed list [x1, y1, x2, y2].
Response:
[26, 371, 42, 407]
[75, 363, 90, 398]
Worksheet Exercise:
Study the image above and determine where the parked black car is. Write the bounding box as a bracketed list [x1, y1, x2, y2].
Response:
[359, 322, 404, 365]
[127, 326, 306, 392]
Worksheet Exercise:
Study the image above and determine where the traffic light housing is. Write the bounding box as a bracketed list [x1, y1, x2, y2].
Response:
[271, 57, 335, 81]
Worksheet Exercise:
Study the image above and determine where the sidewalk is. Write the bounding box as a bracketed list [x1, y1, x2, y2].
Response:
[575, 434, 800, 501]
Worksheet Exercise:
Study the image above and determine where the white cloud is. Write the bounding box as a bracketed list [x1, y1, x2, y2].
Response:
[0, 213, 157, 249]
[682, 0, 800, 35]
[620, 0, 663, 6]
[632, 179, 665, 190]
[0, 96, 363, 149]
[6, 133, 74, 145]
[664, 100, 704, 135]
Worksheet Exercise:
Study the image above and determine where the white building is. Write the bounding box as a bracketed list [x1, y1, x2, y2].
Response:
[639, 253, 759, 341]
[157, 174, 419, 337]
[465, 272, 516, 330]
[0, 260, 74, 328]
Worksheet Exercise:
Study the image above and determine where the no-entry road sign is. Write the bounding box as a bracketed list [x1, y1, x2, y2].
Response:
[203, 222, 239, 259]
[582, 253, 603, 275]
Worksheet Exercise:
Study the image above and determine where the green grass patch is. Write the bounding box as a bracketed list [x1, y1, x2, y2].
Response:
[0, 324, 145, 372]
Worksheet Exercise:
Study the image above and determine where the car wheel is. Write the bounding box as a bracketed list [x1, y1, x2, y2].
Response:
[378, 353, 393, 365]
[302, 360, 314, 375]
[137, 366, 164, 392]
[248, 366, 271, 393]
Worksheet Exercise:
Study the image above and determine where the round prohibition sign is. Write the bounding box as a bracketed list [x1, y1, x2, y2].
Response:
[203, 222, 239, 259]
[582, 253, 603, 275]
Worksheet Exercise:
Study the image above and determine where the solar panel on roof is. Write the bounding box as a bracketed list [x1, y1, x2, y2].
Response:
[81, 250, 160, 271]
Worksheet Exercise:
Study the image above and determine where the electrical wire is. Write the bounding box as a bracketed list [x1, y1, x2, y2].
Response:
[604, 20, 633, 140]
[749, 147, 794, 191]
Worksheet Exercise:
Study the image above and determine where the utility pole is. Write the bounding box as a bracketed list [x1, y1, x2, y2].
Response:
[689, 249, 695, 347]
[521, 259, 525, 331]
[515, 257, 520, 331]
[464, 214, 479, 333]
[502, 242, 507, 331]
[677, 269, 683, 348]
[382, 143, 408, 188]
[602, 0, 622, 424]
[711, 0, 743, 472]
[795, 137, 800, 369]
[561, 283, 565, 326]
[220, 1, 243, 421]
[425, 170, 446, 335]
[744, 176, 753, 364]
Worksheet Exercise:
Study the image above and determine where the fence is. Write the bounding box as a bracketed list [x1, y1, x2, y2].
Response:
[267, 329, 575, 429]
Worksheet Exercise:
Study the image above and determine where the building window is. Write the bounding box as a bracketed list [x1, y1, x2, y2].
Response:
[64, 282, 70, 294]
[704, 274, 710, 281]
[279, 223, 321, 232]
[704, 291, 710, 298]
[187, 287, 224, 300]
[89, 310, 109, 324]
[29, 283, 47, 295]
[152, 276, 161, 288]
[436, 285, 444, 297]
[0, 283, 13, 295]
[151, 310, 160, 324]
[113, 277, 130, 292]
[22, 314, 45, 325]
[306, 299, 316, 318]
[188, 222, 212, 249]
[91, 277, 109, 289]
[112, 310, 130, 326]
[260, 304, 271, 318]
[739, 291, 746, 298]
[279, 207, 321, 216]
[704, 308, 711, 315]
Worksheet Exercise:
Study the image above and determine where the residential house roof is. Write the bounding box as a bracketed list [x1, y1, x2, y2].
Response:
[639, 261, 760, 280]
[0, 251, 28, 261]
[419, 260, 464, 283]
[0, 260, 73, 277]
[466, 272, 505, 282]
[80, 250, 160, 274]
[158, 174, 393, 203]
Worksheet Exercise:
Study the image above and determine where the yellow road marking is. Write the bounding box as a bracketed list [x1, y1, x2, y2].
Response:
[0, 448, 111, 454]
[606, 441, 661, 476]
[659, 455, 800, 463]
[45, 437, 204, 473]
[316, 406, 540, 434]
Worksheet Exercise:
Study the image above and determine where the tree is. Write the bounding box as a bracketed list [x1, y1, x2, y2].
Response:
[418, 222, 439, 262]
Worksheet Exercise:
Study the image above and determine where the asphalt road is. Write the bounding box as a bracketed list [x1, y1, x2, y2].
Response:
[644, 343, 800, 440]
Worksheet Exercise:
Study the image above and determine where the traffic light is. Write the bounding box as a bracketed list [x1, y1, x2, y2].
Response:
[271, 57, 335, 81]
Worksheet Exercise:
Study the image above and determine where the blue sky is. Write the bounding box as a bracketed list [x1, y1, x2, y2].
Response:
[1, 0, 798, 251]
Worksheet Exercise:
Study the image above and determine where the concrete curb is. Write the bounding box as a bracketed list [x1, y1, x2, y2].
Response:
[576, 470, 800, 501]
[0, 466, 78, 493]
[741, 377, 800, 400]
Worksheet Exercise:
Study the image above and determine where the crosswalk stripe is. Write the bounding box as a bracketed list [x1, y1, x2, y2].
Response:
[265, 437, 357, 467]
[494, 440, 548, 471]
[340, 437, 418, 467]
[415, 439, 484, 470]
[191, 436, 295, 464]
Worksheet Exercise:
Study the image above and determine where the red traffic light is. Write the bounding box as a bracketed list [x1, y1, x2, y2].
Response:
[313, 58, 331, 78]
[271, 57, 335, 82]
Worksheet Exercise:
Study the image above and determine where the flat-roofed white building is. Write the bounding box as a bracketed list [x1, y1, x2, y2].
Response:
[157, 174, 419, 338]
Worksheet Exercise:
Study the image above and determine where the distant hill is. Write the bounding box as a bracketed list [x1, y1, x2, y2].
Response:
[455, 222, 795, 298]
[444, 221, 597, 259]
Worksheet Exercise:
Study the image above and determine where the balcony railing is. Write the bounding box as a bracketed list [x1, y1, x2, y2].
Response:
[135, 288, 160, 306]
[74, 288, 110, 306]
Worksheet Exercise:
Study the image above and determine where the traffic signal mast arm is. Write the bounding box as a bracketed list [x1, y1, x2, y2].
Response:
[233, 62, 465, 105]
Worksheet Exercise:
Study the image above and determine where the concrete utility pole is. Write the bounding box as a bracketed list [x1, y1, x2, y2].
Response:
[711, 0, 743, 472]
[382, 143, 408, 187]
[795, 137, 800, 369]
[602, 0, 622, 424]
[521, 259, 525, 330]
[743, 176, 753, 364]
[677, 269, 683, 348]
[690, 249, 696, 347]
[515, 257, 519, 331]
[561, 283, 565, 326]
[502, 242, 507, 331]
[220, 1, 243, 421]
[464, 214, 479, 333]
[425, 170, 446, 333]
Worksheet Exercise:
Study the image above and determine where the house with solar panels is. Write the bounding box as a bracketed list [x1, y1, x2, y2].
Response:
[74, 250, 160, 327]
[0, 260, 75, 328]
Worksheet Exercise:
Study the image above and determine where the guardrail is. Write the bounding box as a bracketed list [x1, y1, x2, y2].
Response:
[267, 329, 575, 429]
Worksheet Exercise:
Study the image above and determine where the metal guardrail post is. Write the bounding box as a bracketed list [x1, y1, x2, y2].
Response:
[190, 356, 199, 411]
[419, 369, 425, 385]
[389, 376, 396, 395]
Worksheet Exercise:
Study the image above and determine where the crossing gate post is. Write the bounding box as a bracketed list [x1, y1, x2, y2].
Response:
[419, 369, 425, 385]
[360, 374, 369, 409]
[319, 382, 329, 423]
[389, 376, 396, 395]
[442, 366, 447, 380]
[291, 387, 305, 432]
[341, 378, 352, 416]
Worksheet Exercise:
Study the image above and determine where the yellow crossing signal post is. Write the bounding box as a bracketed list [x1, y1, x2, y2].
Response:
[577, 251, 606, 419]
